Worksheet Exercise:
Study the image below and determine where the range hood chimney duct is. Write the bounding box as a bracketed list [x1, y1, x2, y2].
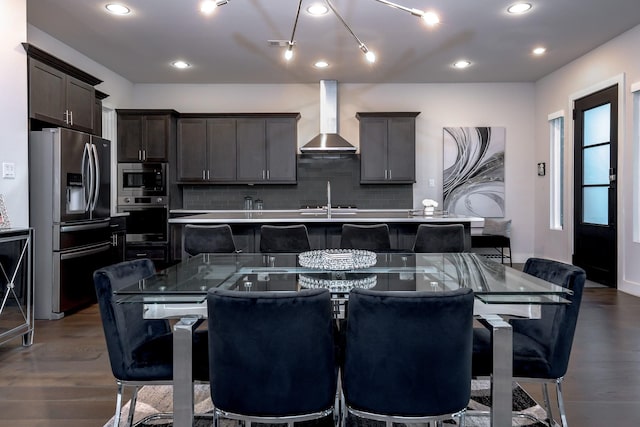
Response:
[300, 80, 357, 153]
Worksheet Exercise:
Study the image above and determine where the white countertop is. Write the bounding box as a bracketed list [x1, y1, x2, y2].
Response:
[169, 209, 484, 224]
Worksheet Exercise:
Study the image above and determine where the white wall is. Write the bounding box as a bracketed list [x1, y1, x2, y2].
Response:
[0, 0, 28, 228]
[133, 82, 537, 261]
[535, 24, 640, 295]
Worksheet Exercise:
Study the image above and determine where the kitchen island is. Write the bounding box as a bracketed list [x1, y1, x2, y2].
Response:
[169, 209, 483, 259]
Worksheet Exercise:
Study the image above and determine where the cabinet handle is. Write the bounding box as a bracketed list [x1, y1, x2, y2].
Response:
[266, 170, 270, 180]
[202, 170, 206, 180]
[388, 170, 392, 180]
[142, 150, 147, 161]
[262, 170, 266, 180]
[207, 170, 210, 180]
[138, 150, 142, 161]
[64, 110, 69, 124]
[69, 110, 74, 126]
[384, 169, 388, 179]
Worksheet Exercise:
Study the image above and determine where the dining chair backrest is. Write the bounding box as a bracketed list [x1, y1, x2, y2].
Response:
[207, 288, 337, 418]
[413, 223, 466, 253]
[259, 224, 311, 253]
[513, 257, 586, 378]
[93, 259, 171, 381]
[343, 287, 474, 419]
[183, 224, 237, 257]
[340, 223, 391, 252]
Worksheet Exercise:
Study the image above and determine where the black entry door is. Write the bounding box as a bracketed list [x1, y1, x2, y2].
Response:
[573, 85, 618, 287]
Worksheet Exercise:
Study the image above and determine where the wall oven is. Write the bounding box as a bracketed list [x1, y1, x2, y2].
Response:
[117, 196, 168, 243]
[118, 162, 167, 196]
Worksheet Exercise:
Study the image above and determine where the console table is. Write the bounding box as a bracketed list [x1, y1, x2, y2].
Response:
[0, 228, 34, 346]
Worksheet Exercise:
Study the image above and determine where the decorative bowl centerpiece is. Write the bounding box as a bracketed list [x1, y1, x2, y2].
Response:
[298, 249, 377, 271]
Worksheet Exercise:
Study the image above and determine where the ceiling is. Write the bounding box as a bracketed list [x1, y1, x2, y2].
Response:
[27, 0, 640, 84]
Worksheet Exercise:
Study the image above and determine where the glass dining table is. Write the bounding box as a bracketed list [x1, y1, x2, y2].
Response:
[114, 251, 571, 427]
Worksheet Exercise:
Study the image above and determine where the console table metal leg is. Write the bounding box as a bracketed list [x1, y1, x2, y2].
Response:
[173, 317, 198, 427]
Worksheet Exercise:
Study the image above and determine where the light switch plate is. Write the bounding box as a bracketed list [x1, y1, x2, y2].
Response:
[2, 162, 15, 179]
[428, 178, 435, 187]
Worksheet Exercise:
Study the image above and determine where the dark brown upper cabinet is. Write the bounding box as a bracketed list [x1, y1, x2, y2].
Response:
[28, 58, 95, 134]
[24, 43, 104, 135]
[177, 117, 237, 183]
[357, 112, 420, 184]
[177, 113, 299, 184]
[117, 110, 177, 162]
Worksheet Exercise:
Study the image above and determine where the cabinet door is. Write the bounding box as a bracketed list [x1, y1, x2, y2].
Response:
[236, 119, 266, 182]
[143, 115, 169, 161]
[360, 117, 388, 182]
[387, 118, 415, 182]
[208, 119, 237, 181]
[66, 76, 95, 133]
[266, 118, 297, 182]
[117, 115, 143, 162]
[177, 119, 208, 181]
[29, 59, 66, 126]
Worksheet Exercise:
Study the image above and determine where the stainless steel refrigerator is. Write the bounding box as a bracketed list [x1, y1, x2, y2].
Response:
[30, 128, 112, 319]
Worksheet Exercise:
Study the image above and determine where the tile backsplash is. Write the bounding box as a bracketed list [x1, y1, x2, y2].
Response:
[182, 155, 413, 210]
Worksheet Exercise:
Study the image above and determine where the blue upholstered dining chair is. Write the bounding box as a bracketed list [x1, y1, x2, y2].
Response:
[259, 224, 311, 253]
[93, 259, 209, 427]
[342, 287, 475, 427]
[340, 223, 392, 252]
[182, 224, 237, 258]
[472, 258, 586, 427]
[206, 288, 338, 427]
[412, 223, 466, 253]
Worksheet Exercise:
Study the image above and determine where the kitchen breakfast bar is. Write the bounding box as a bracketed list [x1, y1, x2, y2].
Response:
[169, 209, 483, 257]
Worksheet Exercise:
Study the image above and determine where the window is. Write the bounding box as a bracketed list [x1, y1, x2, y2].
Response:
[548, 111, 564, 230]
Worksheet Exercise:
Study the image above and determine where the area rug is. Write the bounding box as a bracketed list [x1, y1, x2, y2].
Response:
[103, 381, 548, 427]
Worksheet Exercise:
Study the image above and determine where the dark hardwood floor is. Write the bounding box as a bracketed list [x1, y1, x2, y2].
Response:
[0, 288, 639, 426]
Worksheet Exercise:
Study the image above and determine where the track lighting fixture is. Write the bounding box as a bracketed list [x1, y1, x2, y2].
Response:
[208, 0, 438, 66]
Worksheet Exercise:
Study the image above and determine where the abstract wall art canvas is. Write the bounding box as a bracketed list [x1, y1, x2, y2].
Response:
[443, 127, 505, 217]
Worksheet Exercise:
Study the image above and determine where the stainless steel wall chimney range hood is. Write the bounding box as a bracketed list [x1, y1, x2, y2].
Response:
[299, 80, 357, 154]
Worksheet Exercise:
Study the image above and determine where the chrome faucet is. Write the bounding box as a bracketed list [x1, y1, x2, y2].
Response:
[326, 180, 331, 218]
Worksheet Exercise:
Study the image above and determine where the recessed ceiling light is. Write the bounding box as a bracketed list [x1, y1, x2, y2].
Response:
[314, 60, 329, 69]
[507, 2, 532, 14]
[532, 46, 547, 55]
[105, 3, 130, 15]
[453, 60, 471, 69]
[307, 4, 329, 16]
[171, 60, 191, 69]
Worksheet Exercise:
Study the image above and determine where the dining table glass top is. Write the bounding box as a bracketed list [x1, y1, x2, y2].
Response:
[113, 252, 571, 306]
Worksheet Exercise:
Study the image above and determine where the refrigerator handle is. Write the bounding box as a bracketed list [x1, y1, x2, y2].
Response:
[90, 143, 100, 211]
[86, 143, 96, 212]
[81, 143, 92, 211]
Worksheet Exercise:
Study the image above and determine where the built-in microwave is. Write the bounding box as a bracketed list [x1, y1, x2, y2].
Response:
[117, 163, 167, 196]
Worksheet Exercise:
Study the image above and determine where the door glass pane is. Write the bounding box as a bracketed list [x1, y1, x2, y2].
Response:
[583, 104, 611, 147]
[583, 145, 610, 185]
[583, 187, 608, 225]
